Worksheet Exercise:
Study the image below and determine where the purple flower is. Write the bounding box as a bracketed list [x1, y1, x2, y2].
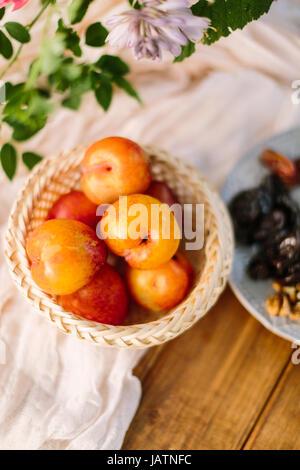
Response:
[104, 0, 210, 61]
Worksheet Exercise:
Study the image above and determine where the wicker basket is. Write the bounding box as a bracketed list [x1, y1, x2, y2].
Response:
[4, 145, 233, 349]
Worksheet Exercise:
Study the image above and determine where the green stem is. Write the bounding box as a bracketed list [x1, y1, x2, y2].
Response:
[0, 0, 52, 80]
[26, 2, 55, 89]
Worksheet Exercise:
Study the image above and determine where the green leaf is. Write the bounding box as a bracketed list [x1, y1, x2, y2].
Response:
[68, 0, 93, 25]
[48, 58, 83, 92]
[192, 0, 275, 45]
[0, 82, 24, 104]
[62, 94, 82, 110]
[4, 88, 52, 116]
[174, 40, 195, 62]
[4, 22, 30, 43]
[2, 84, 26, 115]
[27, 93, 54, 116]
[0, 31, 13, 59]
[128, 0, 142, 9]
[55, 64, 93, 108]
[22, 151, 43, 170]
[27, 58, 42, 85]
[40, 33, 66, 74]
[0, 7, 5, 20]
[7, 82, 24, 97]
[3, 89, 50, 141]
[4, 115, 48, 141]
[1, 143, 17, 180]
[60, 58, 82, 78]
[36, 87, 50, 98]
[0, 81, 14, 103]
[95, 55, 130, 76]
[90, 70, 101, 87]
[70, 65, 92, 94]
[85, 22, 108, 47]
[94, 77, 113, 111]
[57, 19, 82, 57]
[113, 76, 141, 103]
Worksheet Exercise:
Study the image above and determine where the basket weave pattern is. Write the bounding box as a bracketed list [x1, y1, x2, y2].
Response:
[5, 146, 233, 349]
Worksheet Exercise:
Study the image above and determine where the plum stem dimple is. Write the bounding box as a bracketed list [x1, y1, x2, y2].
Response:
[82, 162, 113, 175]
[141, 235, 149, 244]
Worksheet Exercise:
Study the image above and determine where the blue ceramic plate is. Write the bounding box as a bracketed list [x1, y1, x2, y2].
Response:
[222, 127, 300, 344]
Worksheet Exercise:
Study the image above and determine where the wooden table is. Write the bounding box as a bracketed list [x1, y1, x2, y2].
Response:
[123, 287, 300, 450]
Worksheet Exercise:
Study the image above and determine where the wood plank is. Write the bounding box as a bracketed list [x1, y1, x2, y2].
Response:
[123, 288, 291, 450]
[244, 359, 300, 450]
[134, 344, 166, 383]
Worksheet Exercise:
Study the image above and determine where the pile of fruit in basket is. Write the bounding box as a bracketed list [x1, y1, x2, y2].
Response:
[229, 149, 300, 320]
[26, 137, 194, 326]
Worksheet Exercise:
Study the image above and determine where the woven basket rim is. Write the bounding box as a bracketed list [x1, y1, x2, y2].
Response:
[4, 144, 233, 348]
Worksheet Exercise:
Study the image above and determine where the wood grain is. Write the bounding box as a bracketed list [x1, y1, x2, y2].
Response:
[123, 288, 292, 450]
[244, 360, 300, 450]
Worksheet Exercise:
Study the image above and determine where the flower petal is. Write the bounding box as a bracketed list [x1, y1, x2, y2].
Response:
[161, 25, 187, 45]
[12, 0, 29, 10]
[105, 0, 209, 60]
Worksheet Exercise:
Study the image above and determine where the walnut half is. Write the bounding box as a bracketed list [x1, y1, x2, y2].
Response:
[266, 294, 282, 316]
[279, 295, 291, 317]
[282, 286, 297, 303]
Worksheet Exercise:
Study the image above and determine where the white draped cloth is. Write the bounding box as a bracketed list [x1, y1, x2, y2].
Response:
[0, 0, 299, 450]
